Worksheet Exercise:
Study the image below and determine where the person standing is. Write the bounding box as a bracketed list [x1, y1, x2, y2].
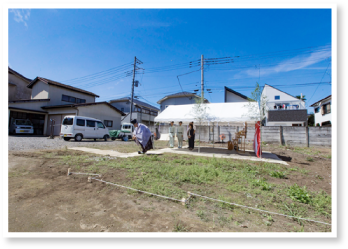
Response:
[131, 119, 153, 154]
[168, 121, 175, 148]
[176, 121, 184, 148]
[187, 123, 195, 150]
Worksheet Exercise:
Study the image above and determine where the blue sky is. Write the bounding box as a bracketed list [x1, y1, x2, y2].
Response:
[8, 9, 331, 111]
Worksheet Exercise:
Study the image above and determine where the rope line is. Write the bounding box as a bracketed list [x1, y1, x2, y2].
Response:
[189, 192, 331, 226]
[69, 172, 101, 176]
[91, 178, 184, 203]
[67, 169, 331, 226]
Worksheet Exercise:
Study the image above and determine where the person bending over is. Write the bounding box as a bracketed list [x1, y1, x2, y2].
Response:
[131, 119, 153, 154]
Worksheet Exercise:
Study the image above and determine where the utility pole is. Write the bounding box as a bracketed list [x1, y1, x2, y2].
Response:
[129, 56, 137, 121]
[201, 54, 204, 103]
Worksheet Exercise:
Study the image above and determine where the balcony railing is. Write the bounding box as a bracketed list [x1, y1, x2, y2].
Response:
[267, 100, 305, 111]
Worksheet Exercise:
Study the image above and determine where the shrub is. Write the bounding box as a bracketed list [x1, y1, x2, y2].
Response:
[269, 171, 286, 179]
[252, 178, 273, 191]
[287, 184, 311, 204]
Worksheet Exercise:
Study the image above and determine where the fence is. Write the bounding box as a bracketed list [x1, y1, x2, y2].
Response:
[148, 125, 331, 147]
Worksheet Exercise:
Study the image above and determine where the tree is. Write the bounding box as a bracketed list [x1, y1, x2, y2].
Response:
[190, 97, 210, 153]
[244, 82, 268, 158]
[296, 95, 307, 102]
[307, 113, 314, 126]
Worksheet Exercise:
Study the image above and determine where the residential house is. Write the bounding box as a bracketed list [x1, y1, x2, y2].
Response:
[261, 84, 307, 126]
[310, 95, 331, 127]
[8, 67, 32, 101]
[157, 92, 209, 112]
[224, 86, 250, 103]
[109, 97, 160, 126]
[9, 77, 125, 136]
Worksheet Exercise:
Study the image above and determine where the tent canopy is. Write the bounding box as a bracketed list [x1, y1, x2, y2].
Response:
[154, 102, 258, 125]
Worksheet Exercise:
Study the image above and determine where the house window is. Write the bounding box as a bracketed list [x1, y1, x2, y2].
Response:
[275, 96, 280, 100]
[104, 120, 113, 127]
[62, 94, 86, 104]
[315, 107, 320, 113]
[62, 95, 69, 102]
[321, 121, 331, 126]
[322, 103, 331, 115]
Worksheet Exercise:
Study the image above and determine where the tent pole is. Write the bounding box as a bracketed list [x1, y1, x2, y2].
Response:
[213, 122, 214, 148]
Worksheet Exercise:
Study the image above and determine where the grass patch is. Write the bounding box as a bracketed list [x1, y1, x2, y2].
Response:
[50, 150, 331, 231]
[269, 171, 286, 179]
[173, 222, 189, 232]
[252, 178, 273, 191]
[287, 184, 311, 204]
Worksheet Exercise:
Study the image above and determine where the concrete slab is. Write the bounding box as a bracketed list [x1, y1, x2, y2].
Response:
[69, 146, 288, 165]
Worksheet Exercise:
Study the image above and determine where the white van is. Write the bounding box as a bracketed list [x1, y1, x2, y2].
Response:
[60, 116, 110, 142]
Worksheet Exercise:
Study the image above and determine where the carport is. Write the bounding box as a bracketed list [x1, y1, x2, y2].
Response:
[9, 107, 48, 135]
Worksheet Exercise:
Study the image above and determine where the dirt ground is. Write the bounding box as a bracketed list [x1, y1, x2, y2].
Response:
[8, 144, 332, 232]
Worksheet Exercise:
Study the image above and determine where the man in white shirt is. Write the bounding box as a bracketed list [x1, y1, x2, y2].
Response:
[131, 119, 153, 154]
[176, 121, 184, 148]
[168, 121, 175, 148]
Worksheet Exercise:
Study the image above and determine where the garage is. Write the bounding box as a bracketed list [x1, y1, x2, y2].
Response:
[9, 109, 46, 135]
[47, 113, 75, 136]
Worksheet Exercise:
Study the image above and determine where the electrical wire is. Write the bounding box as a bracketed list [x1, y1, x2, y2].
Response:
[176, 69, 201, 100]
[62, 63, 133, 83]
[307, 60, 332, 104]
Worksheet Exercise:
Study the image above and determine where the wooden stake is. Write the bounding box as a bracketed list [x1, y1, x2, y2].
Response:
[67, 168, 71, 176]
[88, 176, 92, 183]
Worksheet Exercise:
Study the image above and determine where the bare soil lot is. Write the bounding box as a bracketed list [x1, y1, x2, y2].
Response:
[8, 143, 331, 232]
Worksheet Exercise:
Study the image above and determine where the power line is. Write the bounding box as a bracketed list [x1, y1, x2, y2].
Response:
[176, 69, 201, 100]
[307, 60, 332, 104]
[62, 63, 133, 83]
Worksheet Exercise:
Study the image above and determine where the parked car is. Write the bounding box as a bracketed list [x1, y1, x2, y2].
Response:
[60, 116, 110, 141]
[9, 118, 34, 135]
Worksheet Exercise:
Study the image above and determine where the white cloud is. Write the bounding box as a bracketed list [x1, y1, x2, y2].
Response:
[10, 9, 31, 27]
[233, 46, 331, 79]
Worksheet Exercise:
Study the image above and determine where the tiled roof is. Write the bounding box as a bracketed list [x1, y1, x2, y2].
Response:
[27, 77, 100, 97]
[224, 86, 249, 101]
[310, 95, 331, 107]
[9, 98, 50, 104]
[109, 97, 160, 111]
[8, 67, 32, 83]
[41, 102, 125, 115]
[157, 91, 209, 104]
[9, 106, 48, 114]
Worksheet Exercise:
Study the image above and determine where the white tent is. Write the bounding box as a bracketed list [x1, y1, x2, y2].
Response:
[154, 102, 258, 125]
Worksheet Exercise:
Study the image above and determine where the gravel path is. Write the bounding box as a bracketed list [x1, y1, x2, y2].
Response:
[8, 135, 124, 151]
